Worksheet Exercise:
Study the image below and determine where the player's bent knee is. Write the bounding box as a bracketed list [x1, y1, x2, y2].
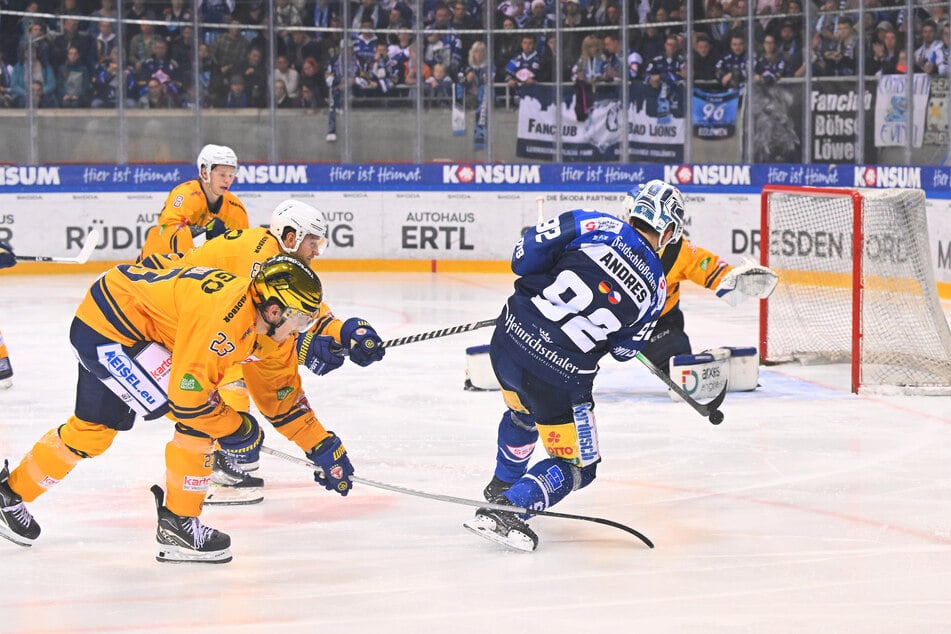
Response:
[59, 416, 119, 458]
[218, 412, 264, 463]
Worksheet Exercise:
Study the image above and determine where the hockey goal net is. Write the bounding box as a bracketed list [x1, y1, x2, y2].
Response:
[760, 185, 951, 393]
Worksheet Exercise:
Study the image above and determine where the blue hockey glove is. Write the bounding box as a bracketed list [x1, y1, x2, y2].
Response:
[218, 411, 264, 466]
[340, 317, 385, 367]
[189, 217, 227, 239]
[297, 332, 346, 376]
[306, 432, 353, 496]
[0, 240, 16, 269]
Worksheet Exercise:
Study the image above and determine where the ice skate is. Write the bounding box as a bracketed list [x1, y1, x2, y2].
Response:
[204, 451, 264, 506]
[0, 459, 40, 547]
[482, 475, 512, 503]
[152, 485, 232, 564]
[464, 506, 538, 552]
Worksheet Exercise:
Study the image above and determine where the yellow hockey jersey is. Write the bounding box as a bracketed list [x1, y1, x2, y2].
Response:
[74, 263, 331, 450]
[140, 227, 345, 343]
[660, 239, 733, 316]
[139, 179, 249, 260]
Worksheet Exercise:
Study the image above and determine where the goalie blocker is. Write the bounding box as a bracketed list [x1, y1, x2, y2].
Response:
[465, 344, 761, 397]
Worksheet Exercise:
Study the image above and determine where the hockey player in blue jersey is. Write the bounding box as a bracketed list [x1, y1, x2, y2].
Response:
[464, 180, 684, 551]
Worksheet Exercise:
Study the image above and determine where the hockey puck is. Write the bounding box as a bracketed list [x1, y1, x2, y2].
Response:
[708, 410, 724, 425]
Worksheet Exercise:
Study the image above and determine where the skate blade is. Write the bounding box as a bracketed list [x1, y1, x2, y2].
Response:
[0, 524, 36, 547]
[463, 517, 536, 552]
[203, 485, 264, 506]
[156, 544, 233, 564]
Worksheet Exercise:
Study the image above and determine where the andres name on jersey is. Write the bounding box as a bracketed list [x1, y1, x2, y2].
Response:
[584, 243, 651, 304]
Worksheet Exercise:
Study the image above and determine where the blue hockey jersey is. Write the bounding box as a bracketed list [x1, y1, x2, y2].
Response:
[496, 209, 667, 385]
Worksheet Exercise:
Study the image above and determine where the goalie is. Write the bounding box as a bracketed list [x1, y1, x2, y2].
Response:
[465, 181, 779, 394]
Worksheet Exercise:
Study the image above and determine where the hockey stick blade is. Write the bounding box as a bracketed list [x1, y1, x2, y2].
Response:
[636, 352, 727, 424]
[339, 318, 497, 356]
[261, 445, 653, 548]
[15, 228, 100, 264]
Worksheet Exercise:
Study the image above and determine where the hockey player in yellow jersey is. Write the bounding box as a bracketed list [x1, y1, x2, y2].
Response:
[0, 255, 357, 564]
[138, 144, 249, 259]
[139, 199, 386, 504]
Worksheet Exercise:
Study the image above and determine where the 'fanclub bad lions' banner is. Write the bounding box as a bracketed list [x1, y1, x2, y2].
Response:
[515, 83, 685, 162]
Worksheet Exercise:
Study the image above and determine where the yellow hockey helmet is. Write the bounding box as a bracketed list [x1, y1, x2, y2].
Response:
[251, 255, 323, 332]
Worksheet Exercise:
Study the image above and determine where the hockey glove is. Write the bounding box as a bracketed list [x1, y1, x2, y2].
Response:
[715, 258, 779, 307]
[341, 317, 385, 367]
[189, 217, 227, 239]
[218, 411, 264, 466]
[306, 432, 353, 496]
[0, 240, 15, 269]
[297, 332, 346, 376]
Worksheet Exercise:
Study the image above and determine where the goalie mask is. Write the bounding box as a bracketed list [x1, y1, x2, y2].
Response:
[251, 255, 323, 334]
[621, 180, 685, 251]
[269, 200, 330, 256]
[197, 144, 238, 182]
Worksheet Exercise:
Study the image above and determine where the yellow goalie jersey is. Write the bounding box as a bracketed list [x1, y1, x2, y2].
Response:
[660, 238, 733, 316]
[139, 180, 249, 260]
[73, 263, 331, 451]
[140, 227, 345, 342]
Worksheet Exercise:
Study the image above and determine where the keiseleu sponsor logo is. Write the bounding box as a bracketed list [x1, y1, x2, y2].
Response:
[854, 165, 921, 188]
[442, 164, 541, 184]
[98, 344, 161, 407]
[664, 164, 751, 186]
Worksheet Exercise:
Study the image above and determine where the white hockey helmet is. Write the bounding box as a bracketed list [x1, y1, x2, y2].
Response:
[269, 199, 330, 255]
[621, 180, 685, 251]
[197, 144, 238, 181]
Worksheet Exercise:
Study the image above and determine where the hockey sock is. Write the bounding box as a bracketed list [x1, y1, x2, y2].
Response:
[9, 417, 117, 501]
[165, 431, 215, 517]
[493, 410, 539, 483]
[503, 458, 579, 515]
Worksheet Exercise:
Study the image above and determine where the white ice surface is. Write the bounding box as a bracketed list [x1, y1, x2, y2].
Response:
[1, 272, 950, 634]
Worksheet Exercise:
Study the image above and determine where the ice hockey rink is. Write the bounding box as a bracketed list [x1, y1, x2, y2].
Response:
[1, 270, 950, 634]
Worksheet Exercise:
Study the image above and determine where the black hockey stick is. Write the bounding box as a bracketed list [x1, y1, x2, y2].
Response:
[337, 318, 497, 356]
[380, 318, 496, 349]
[636, 352, 726, 425]
[261, 445, 653, 548]
[15, 228, 100, 264]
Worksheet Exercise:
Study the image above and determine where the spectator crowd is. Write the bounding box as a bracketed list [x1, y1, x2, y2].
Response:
[0, 0, 948, 110]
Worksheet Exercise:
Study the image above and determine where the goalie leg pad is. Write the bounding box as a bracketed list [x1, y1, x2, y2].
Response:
[164, 431, 215, 517]
[725, 346, 760, 391]
[494, 410, 538, 483]
[669, 348, 730, 401]
[465, 344, 502, 391]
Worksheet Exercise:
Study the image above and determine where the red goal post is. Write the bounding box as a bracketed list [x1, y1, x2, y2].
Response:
[759, 185, 951, 394]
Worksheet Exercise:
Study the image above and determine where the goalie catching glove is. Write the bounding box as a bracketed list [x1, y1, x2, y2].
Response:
[715, 258, 779, 307]
[297, 332, 346, 376]
[340, 318, 385, 367]
[306, 432, 353, 496]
